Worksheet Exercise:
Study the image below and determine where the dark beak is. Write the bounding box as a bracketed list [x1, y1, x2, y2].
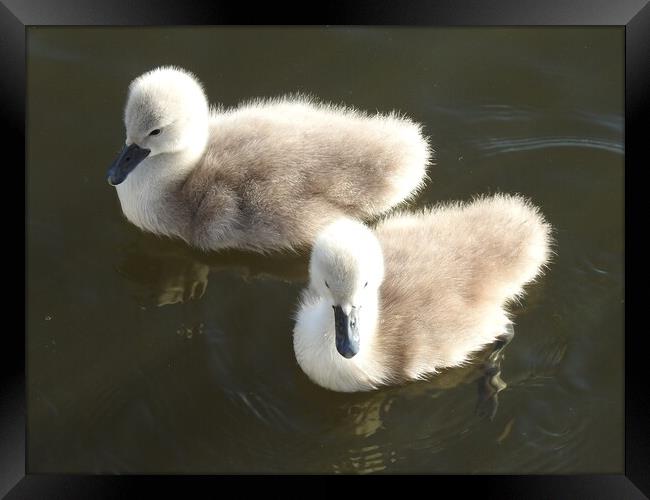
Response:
[106, 143, 151, 186]
[333, 305, 360, 359]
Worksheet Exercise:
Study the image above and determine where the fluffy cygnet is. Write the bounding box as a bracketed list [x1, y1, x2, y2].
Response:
[107, 66, 432, 252]
[293, 194, 552, 392]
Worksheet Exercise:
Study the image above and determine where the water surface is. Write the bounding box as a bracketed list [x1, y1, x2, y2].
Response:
[27, 27, 623, 473]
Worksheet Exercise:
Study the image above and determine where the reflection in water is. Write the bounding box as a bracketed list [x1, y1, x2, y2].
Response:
[475, 324, 514, 421]
[115, 231, 310, 307]
[334, 444, 398, 474]
[309, 340, 519, 473]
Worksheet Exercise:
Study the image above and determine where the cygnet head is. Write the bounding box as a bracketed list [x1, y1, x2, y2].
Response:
[309, 218, 385, 359]
[107, 66, 210, 186]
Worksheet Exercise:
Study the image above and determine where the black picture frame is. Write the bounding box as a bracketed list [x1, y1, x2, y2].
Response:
[6, 0, 647, 497]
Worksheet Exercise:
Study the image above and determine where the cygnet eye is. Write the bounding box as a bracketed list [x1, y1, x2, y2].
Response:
[149, 129, 161, 136]
[364, 281, 368, 288]
[325, 281, 330, 289]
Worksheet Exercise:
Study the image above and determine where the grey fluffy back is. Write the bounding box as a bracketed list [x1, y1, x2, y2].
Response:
[177, 96, 432, 252]
[371, 194, 553, 381]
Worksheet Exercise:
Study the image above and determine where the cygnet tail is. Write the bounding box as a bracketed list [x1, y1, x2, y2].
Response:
[468, 194, 553, 304]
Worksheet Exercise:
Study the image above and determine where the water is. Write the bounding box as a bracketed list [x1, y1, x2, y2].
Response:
[26, 27, 624, 474]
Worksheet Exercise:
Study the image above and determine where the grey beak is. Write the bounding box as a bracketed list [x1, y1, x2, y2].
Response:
[333, 305, 360, 359]
[107, 143, 151, 186]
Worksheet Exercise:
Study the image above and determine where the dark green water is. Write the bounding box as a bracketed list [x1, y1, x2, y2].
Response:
[27, 27, 624, 474]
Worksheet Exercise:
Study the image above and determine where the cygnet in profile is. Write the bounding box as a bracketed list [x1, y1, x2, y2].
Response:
[107, 66, 431, 253]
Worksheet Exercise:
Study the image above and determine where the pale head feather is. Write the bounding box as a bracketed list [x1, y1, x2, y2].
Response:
[309, 218, 384, 314]
[123, 66, 209, 159]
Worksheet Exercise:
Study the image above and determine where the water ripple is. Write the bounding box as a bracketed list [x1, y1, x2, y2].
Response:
[473, 136, 623, 156]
